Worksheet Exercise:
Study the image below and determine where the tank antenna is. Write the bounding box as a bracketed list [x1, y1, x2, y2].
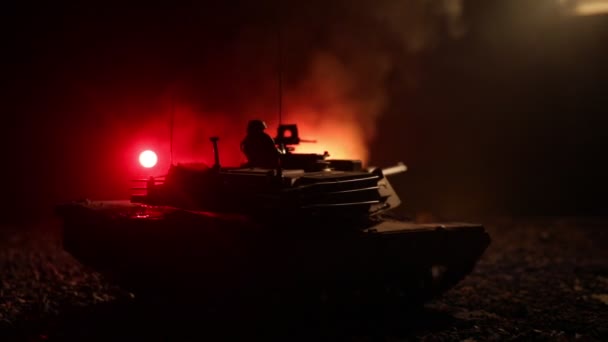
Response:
[170, 92, 174, 166]
[275, 5, 285, 178]
[276, 5, 283, 126]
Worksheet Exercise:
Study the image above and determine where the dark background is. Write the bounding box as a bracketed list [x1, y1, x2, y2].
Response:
[2, 0, 607, 222]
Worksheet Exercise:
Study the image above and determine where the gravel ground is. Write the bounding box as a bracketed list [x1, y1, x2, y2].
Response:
[0, 217, 606, 341]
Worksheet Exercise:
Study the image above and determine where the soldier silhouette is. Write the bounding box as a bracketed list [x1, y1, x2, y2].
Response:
[240, 119, 281, 168]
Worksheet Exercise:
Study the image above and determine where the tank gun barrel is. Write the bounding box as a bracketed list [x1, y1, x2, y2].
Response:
[381, 162, 407, 176]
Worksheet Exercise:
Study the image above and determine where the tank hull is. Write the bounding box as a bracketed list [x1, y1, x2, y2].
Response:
[56, 200, 490, 310]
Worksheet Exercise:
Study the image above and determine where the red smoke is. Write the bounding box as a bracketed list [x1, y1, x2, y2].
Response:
[119, 50, 389, 188]
[122, 99, 370, 179]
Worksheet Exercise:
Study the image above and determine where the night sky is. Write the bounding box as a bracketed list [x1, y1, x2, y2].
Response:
[2, 0, 607, 222]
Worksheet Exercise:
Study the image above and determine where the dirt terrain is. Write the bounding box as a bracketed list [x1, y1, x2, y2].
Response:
[0, 217, 606, 341]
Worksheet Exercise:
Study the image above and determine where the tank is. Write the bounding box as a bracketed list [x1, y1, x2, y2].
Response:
[55, 123, 490, 312]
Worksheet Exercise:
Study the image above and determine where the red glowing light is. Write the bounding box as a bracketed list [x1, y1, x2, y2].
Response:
[139, 150, 158, 168]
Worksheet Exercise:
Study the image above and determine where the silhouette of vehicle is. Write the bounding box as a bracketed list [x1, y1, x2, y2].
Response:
[55, 123, 490, 312]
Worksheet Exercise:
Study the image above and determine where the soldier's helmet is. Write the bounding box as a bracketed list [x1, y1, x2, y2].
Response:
[247, 119, 267, 134]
